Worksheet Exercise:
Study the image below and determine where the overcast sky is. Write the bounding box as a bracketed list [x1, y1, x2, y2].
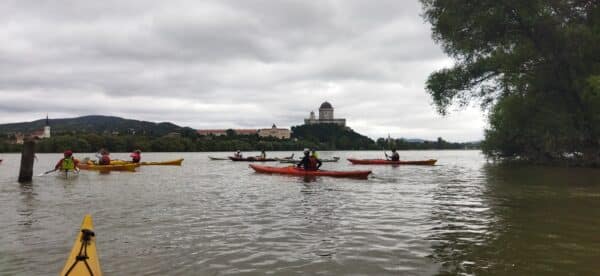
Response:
[0, 0, 485, 142]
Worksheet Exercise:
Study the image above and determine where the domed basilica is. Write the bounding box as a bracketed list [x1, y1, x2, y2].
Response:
[304, 101, 346, 126]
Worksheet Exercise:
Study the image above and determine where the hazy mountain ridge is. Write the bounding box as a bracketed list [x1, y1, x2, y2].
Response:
[0, 115, 187, 137]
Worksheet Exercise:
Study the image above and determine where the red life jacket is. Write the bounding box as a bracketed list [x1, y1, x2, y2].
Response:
[100, 155, 111, 165]
[130, 153, 141, 163]
[307, 157, 318, 171]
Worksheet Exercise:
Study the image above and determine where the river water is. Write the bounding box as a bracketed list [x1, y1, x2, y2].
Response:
[0, 150, 599, 275]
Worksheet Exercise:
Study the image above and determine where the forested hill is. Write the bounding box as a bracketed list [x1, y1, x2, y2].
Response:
[0, 115, 189, 137]
[291, 124, 377, 150]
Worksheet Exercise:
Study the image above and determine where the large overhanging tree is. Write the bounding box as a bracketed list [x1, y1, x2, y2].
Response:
[420, 0, 600, 165]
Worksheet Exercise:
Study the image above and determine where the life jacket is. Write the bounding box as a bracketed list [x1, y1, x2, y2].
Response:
[62, 157, 75, 170]
[307, 157, 318, 171]
[99, 155, 111, 165]
[131, 153, 141, 163]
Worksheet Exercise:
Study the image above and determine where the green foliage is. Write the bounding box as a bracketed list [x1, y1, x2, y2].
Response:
[291, 124, 377, 150]
[1, 121, 479, 153]
[376, 137, 477, 150]
[421, 0, 600, 165]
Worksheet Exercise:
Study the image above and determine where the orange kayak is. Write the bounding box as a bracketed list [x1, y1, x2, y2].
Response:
[347, 158, 437, 165]
[249, 164, 371, 179]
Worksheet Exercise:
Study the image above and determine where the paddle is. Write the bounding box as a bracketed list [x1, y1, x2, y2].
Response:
[38, 168, 57, 176]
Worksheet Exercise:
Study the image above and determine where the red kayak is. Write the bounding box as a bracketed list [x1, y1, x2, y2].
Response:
[249, 164, 372, 179]
[347, 158, 437, 165]
[229, 157, 278, 162]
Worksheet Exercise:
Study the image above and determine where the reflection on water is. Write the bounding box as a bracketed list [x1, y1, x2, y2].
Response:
[0, 151, 599, 275]
[429, 164, 600, 275]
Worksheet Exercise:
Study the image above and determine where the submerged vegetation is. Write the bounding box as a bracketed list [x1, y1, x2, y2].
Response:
[421, 0, 600, 166]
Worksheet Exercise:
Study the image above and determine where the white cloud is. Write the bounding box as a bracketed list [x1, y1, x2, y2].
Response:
[0, 0, 484, 142]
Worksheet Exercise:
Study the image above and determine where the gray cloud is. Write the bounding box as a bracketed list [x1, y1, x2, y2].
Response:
[0, 0, 484, 142]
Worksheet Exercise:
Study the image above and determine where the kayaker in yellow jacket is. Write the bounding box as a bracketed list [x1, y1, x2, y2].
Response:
[55, 150, 80, 171]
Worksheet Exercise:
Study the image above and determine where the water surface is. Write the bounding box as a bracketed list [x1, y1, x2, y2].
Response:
[0, 151, 599, 275]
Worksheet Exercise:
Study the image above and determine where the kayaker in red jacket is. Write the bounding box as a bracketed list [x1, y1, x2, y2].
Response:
[96, 149, 111, 165]
[297, 149, 322, 171]
[55, 150, 80, 171]
[130, 149, 142, 163]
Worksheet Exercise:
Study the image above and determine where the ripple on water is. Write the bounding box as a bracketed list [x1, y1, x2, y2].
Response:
[1, 151, 600, 275]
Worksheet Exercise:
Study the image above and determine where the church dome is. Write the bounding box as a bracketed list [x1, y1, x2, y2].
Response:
[319, 101, 333, 109]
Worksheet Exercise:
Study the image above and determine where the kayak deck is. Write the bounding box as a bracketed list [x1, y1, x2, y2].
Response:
[229, 157, 278, 162]
[250, 164, 371, 179]
[140, 158, 184, 166]
[55, 170, 80, 180]
[208, 156, 228, 160]
[111, 158, 184, 166]
[79, 163, 137, 172]
[279, 157, 340, 163]
[61, 215, 102, 276]
[347, 158, 437, 165]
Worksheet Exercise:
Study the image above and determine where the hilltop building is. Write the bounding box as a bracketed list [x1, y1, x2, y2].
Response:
[42, 115, 51, 138]
[304, 101, 346, 126]
[31, 115, 51, 139]
[258, 124, 291, 139]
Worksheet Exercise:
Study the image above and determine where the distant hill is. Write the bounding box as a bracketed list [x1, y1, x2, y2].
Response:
[291, 124, 377, 150]
[0, 115, 191, 137]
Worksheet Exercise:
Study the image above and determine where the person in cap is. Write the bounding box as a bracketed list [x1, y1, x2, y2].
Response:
[310, 149, 319, 159]
[234, 150, 243, 158]
[55, 150, 80, 171]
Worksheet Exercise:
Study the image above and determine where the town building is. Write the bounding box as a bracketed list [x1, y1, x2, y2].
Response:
[197, 125, 291, 139]
[258, 124, 291, 139]
[197, 129, 258, 136]
[42, 115, 51, 138]
[304, 101, 346, 126]
[9, 115, 52, 144]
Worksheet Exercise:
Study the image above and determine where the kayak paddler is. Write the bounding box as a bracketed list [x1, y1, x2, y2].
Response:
[386, 149, 400, 161]
[55, 150, 80, 171]
[297, 148, 321, 171]
[96, 149, 111, 165]
[311, 149, 319, 159]
[258, 150, 267, 160]
[130, 149, 142, 163]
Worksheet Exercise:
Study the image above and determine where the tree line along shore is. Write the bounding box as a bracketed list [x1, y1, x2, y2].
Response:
[0, 124, 478, 153]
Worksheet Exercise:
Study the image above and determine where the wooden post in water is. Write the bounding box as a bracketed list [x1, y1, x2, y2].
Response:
[18, 139, 36, 183]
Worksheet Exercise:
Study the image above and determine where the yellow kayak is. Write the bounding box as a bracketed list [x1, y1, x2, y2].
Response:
[141, 158, 184, 166]
[111, 158, 184, 166]
[79, 162, 137, 172]
[60, 215, 102, 276]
